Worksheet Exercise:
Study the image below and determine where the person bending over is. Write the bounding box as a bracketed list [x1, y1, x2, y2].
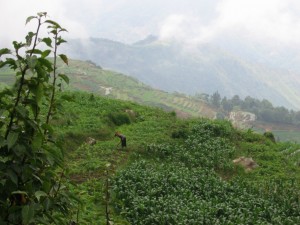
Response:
[115, 131, 126, 149]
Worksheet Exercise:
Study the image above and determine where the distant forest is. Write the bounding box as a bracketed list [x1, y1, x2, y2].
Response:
[195, 91, 300, 125]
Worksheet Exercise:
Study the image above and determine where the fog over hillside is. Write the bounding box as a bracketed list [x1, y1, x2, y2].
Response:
[62, 37, 300, 110]
[2, 0, 300, 109]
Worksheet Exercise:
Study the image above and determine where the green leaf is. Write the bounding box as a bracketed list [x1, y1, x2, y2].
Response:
[57, 37, 67, 45]
[41, 37, 52, 48]
[32, 174, 43, 184]
[16, 105, 29, 119]
[35, 191, 47, 201]
[7, 132, 18, 149]
[22, 204, 34, 225]
[58, 74, 69, 84]
[26, 119, 38, 131]
[59, 54, 68, 65]
[0, 136, 5, 147]
[38, 58, 53, 72]
[12, 190, 28, 196]
[0, 61, 8, 69]
[0, 48, 11, 57]
[7, 169, 18, 185]
[13, 41, 26, 51]
[31, 82, 44, 104]
[0, 58, 17, 69]
[59, 28, 68, 34]
[26, 49, 43, 55]
[45, 20, 61, 28]
[36, 83, 44, 103]
[50, 29, 58, 35]
[44, 198, 52, 211]
[27, 55, 38, 69]
[32, 132, 43, 151]
[37, 12, 47, 17]
[13, 144, 26, 157]
[25, 32, 35, 46]
[42, 49, 51, 58]
[35, 63, 47, 80]
[26, 16, 36, 25]
[41, 123, 54, 135]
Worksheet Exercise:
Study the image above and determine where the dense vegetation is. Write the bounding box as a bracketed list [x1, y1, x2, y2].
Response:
[48, 91, 299, 224]
[0, 13, 76, 224]
[204, 91, 300, 125]
[113, 120, 300, 224]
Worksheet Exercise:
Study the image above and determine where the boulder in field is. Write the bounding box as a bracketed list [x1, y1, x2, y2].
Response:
[86, 137, 96, 145]
[233, 156, 258, 172]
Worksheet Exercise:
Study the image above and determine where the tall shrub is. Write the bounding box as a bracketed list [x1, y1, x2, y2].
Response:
[0, 12, 75, 224]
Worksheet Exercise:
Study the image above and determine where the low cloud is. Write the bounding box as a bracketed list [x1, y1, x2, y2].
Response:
[2, 0, 300, 49]
[158, 0, 300, 47]
[0, 0, 90, 48]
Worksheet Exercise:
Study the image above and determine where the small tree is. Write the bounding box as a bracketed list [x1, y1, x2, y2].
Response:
[0, 12, 75, 224]
[210, 91, 221, 108]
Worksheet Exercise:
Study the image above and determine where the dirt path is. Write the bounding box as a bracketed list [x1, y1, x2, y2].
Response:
[69, 147, 133, 183]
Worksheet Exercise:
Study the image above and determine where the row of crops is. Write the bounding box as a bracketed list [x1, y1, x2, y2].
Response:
[113, 120, 300, 224]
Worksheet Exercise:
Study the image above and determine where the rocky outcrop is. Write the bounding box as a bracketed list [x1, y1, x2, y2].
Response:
[233, 157, 258, 172]
[86, 137, 96, 145]
[229, 111, 256, 128]
[229, 111, 256, 122]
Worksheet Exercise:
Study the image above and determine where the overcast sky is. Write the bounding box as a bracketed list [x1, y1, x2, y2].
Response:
[1, 0, 300, 48]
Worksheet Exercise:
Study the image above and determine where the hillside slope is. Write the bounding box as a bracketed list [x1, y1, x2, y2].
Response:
[55, 92, 300, 224]
[0, 59, 216, 119]
[61, 59, 216, 118]
[63, 37, 300, 110]
[2, 59, 300, 143]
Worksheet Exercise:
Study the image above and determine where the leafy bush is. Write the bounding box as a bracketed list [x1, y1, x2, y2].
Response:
[263, 131, 276, 143]
[193, 119, 235, 138]
[108, 112, 131, 126]
[171, 128, 189, 139]
[0, 13, 77, 224]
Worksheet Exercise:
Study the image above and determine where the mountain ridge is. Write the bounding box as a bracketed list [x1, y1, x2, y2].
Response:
[63, 37, 300, 110]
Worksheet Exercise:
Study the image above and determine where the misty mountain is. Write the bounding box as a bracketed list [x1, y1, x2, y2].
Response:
[63, 36, 300, 110]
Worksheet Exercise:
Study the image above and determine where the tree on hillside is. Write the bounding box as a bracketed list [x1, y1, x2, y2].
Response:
[210, 91, 221, 108]
[261, 99, 273, 109]
[242, 96, 257, 110]
[0, 12, 76, 224]
[231, 94, 242, 107]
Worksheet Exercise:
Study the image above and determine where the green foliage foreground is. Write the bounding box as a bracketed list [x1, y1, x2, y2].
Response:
[0, 13, 77, 224]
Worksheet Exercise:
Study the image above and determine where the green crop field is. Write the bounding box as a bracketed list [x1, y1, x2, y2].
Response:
[273, 130, 300, 143]
[45, 91, 299, 224]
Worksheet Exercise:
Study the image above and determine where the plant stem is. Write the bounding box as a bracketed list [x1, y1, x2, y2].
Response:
[45, 31, 58, 127]
[5, 17, 42, 139]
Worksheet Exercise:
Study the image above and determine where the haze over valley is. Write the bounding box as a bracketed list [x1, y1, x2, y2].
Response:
[63, 36, 300, 110]
[2, 1, 300, 112]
